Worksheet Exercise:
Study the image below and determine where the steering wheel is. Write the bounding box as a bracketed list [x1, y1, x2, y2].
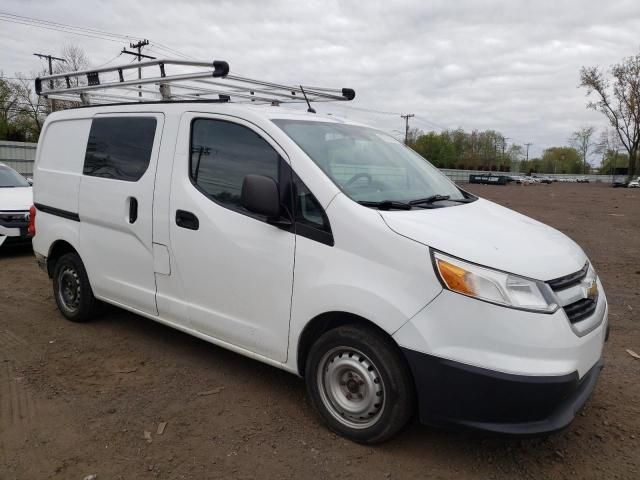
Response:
[345, 172, 373, 186]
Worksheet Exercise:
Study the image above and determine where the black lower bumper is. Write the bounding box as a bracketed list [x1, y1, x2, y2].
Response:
[402, 348, 603, 435]
[0, 234, 31, 246]
[0, 220, 30, 246]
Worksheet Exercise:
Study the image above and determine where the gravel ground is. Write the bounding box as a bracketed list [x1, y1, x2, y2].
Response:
[0, 182, 638, 479]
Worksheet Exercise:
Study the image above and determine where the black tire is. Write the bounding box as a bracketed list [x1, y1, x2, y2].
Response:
[52, 252, 98, 322]
[305, 324, 415, 444]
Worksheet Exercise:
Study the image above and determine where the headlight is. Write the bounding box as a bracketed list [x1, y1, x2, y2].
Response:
[432, 251, 558, 313]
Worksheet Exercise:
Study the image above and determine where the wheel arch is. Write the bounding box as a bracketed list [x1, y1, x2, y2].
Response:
[296, 311, 402, 377]
[47, 240, 79, 277]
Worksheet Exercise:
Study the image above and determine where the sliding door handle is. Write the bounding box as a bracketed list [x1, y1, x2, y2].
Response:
[129, 197, 138, 223]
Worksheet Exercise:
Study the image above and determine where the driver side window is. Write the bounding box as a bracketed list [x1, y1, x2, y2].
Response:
[190, 119, 280, 212]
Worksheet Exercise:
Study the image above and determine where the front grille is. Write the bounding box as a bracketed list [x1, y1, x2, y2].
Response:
[548, 262, 600, 327]
[548, 263, 588, 290]
[0, 211, 29, 226]
[563, 297, 598, 324]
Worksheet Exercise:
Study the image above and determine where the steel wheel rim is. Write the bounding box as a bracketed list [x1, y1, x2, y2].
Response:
[317, 346, 385, 429]
[58, 265, 81, 312]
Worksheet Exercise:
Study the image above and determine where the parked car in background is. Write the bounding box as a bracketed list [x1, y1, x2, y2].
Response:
[628, 178, 639, 188]
[533, 176, 552, 184]
[612, 180, 628, 188]
[0, 163, 33, 248]
[576, 177, 590, 183]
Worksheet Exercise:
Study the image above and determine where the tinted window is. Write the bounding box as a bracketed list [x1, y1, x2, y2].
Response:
[84, 117, 157, 181]
[190, 119, 280, 209]
[293, 174, 330, 232]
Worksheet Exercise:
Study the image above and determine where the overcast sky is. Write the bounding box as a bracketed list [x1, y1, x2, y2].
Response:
[1, 0, 639, 160]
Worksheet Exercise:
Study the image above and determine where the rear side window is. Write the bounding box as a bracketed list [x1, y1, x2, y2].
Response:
[83, 117, 157, 181]
[190, 119, 280, 209]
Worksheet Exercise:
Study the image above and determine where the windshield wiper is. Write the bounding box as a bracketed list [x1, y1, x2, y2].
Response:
[409, 194, 477, 206]
[357, 200, 412, 210]
[408, 194, 450, 206]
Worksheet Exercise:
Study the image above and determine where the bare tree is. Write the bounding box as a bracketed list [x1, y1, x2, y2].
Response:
[570, 126, 595, 174]
[595, 128, 622, 169]
[55, 44, 90, 86]
[580, 53, 640, 179]
[0, 75, 19, 124]
[12, 73, 48, 138]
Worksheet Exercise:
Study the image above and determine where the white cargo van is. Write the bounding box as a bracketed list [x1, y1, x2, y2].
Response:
[30, 60, 608, 443]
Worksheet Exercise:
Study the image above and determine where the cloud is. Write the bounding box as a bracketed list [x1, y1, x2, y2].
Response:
[1, 0, 638, 159]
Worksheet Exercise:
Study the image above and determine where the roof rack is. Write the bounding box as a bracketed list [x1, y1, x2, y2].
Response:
[35, 59, 355, 107]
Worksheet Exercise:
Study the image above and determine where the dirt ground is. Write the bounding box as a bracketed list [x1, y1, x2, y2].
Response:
[1, 182, 639, 480]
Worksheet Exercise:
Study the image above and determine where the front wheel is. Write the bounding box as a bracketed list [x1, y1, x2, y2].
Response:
[52, 252, 99, 322]
[305, 325, 415, 444]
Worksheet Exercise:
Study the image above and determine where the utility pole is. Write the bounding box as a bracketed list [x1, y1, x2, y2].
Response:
[524, 142, 533, 162]
[34, 53, 67, 112]
[400, 114, 414, 145]
[121, 40, 155, 97]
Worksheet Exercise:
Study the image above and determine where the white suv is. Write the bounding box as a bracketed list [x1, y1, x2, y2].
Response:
[0, 163, 33, 248]
[31, 101, 608, 443]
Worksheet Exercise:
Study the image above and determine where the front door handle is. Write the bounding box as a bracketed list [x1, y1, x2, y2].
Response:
[176, 210, 199, 230]
[129, 197, 138, 223]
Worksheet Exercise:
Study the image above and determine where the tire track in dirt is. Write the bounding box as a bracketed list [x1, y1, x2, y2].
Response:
[0, 330, 38, 472]
[0, 329, 29, 354]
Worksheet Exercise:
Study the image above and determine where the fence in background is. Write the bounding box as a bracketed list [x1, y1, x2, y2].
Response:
[0, 141, 37, 177]
[440, 169, 620, 184]
[0, 141, 627, 184]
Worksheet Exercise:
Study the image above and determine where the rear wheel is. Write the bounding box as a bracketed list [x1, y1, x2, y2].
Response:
[52, 252, 98, 322]
[305, 325, 415, 444]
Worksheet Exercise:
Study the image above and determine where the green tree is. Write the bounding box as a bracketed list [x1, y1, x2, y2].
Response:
[541, 147, 582, 174]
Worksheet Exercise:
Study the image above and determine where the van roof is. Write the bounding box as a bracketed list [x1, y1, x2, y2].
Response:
[46, 101, 368, 128]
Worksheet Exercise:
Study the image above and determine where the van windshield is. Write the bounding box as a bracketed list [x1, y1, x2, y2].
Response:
[0, 165, 29, 188]
[272, 119, 466, 206]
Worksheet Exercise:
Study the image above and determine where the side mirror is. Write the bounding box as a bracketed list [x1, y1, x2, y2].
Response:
[27, 178, 33, 186]
[241, 174, 281, 218]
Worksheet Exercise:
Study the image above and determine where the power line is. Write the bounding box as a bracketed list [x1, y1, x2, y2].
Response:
[340, 104, 402, 116]
[0, 16, 126, 44]
[92, 52, 124, 69]
[413, 115, 447, 131]
[0, 11, 133, 41]
[0, 11, 193, 58]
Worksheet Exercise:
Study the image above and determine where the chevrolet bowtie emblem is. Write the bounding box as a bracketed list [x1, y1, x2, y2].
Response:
[586, 279, 598, 301]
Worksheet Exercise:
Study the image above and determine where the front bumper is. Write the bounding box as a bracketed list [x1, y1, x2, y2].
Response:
[402, 348, 603, 434]
[0, 215, 30, 244]
[0, 224, 31, 247]
[393, 286, 607, 434]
